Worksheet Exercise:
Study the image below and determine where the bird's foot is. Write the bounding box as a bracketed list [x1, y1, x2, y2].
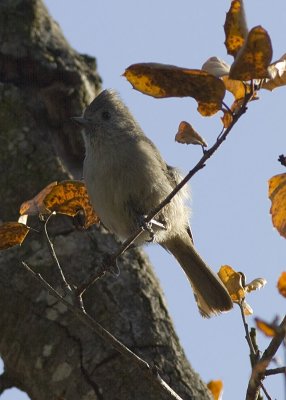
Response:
[139, 215, 166, 242]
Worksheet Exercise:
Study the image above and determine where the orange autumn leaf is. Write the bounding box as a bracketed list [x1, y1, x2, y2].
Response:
[277, 272, 286, 298]
[175, 121, 207, 147]
[255, 317, 279, 337]
[222, 76, 251, 101]
[44, 180, 100, 229]
[268, 173, 286, 238]
[123, 63, 226, 116]
[218, 266, 266, 315]
[0, 222, 30, 250]
[207, 380, 223, 400]
[20, 181, 57, 216]
[224, 0, 248, 57]
[229, 26, 273, 81]
[218, 265, 245, 302]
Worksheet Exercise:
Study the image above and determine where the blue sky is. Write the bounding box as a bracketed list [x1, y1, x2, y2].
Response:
[2, 1, 285, 399]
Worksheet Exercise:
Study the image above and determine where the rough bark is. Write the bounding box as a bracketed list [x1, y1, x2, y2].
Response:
[0, 1, 211, 399]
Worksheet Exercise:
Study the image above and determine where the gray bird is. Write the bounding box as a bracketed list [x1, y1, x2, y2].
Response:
[73, 89, 233, 317]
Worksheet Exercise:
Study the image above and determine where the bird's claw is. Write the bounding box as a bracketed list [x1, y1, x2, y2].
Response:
[139, 215, 166, 242]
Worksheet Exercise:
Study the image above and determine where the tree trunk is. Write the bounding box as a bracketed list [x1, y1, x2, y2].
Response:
[0, 1, 211, 399]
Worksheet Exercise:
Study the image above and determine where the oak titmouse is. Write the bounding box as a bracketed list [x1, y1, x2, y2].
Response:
[73, 89, 233, 317]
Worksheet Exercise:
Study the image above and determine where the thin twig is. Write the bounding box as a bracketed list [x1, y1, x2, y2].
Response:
[265, 367, 286, 376]
[76, 259, 113, 296]
[44, 213, 72, 292]
[78, 93, 252, 295]
[239, 302, 259, 366]
[222, 101, 232, 113]
[21, 262, 184, 400]
[246, 315, 286, 400]
[250, 328, 260, 357]
[260, 382, 272, 400]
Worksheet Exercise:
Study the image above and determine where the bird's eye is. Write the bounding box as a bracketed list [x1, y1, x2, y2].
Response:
[101, 110, 111, 120]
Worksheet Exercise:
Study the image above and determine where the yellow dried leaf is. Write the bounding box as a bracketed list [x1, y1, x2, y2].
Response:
[207, 380, 223, 400]
[255, 318, 279, 337]
[221, 109, 233, 129]
[277, 272, 286, 298]
[0, 222, 30, 250]
[229, 26, 273, 81]
[44, 180, 100, 229]
[218, 265, 245, 302]
[175, 121, 207, 147]
[224, 0, 248, 57]
[263, 53, 286, 91]
[219, 266, 266, 314]
[20, 181, 57, 216]
[123, 63, 225, 116]
[268, 173, 286, 238]
[245, 278, 267, 293]
[222, 76, 250, 101]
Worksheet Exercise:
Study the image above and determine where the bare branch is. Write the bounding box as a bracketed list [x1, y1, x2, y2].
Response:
[260, 382, 271, 400]
[238, 303, 260, 367]
[44, 213, 72, 293]
[246, 315, 286, 400]
[21, 262, 184, 400]
[265, 367, 286, 376]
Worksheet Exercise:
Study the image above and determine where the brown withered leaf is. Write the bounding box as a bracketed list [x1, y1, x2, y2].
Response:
[263, 53, 286, 91]
[255, 317, 280, 337]
[229, 26, 273, 81]
[221, 109, 233, 128]
[44, 180, 100, 229]
[0, 222, 30, 250]
[175, 121, 207, 147]
[123, 63, 226, 116]
[20, 181, 57, 216]
[268, 173, 286, 238]
[277, 271, 286, 298]
[207, 380, 223, 400]
[224, 0, 248, 57]
[201, 57, 230, 78]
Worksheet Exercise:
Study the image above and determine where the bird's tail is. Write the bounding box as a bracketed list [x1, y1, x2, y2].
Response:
[162, 233, 233, 317]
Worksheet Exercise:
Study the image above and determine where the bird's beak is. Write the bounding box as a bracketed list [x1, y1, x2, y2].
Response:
[71, 116, 88, 125]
